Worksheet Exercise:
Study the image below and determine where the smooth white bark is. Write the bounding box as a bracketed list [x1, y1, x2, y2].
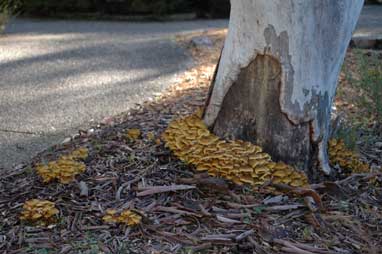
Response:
[204, 0, 364, 174]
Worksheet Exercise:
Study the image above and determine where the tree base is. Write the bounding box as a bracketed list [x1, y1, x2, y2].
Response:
[208, 54, 319, 176]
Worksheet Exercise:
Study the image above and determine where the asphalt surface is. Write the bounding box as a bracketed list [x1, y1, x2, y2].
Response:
[354, 5, 382, 40]
[0, 19, 228, 169]
[1, 5, 381, 170]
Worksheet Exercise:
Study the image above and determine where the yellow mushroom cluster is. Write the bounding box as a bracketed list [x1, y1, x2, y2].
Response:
[328, 139, 370, 174]
[20, 199, 59, 225]
[146, 131, 155, 141]
[102, 209, 142, 226]
[126, 129, 141, 141]
[162, 113, 309, 188]
[36, 148, 88, 184]
[70, 148, 89, 160]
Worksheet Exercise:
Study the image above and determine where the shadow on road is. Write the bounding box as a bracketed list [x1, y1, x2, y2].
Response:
[0, 19, 228, 169]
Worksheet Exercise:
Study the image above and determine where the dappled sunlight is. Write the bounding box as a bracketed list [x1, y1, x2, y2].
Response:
[0, 69, 182, 133]
[0, 2, 381, 251]
[1, 25, 380, 253]
[0, 1, 381, 252]
[0, 33, 88, 62]
[0, 19, 229, 169]
[0, 20, 227, 135]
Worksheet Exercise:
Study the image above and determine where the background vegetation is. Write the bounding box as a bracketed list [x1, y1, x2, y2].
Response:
[1, 0, 23, 32]
[0, 11, 8, 33]
[4, 0, 380, 21]
[17, 0, 231, 18]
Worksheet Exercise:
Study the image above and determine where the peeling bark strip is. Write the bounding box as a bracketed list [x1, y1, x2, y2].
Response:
[204, 0, 364, 176]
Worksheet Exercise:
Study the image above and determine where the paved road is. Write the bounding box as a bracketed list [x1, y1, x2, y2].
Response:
[0, 19, 228, 169]
[354, 5, 382, 40]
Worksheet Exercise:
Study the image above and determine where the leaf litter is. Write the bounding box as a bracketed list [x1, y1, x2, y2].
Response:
[0, 29, 381, 254]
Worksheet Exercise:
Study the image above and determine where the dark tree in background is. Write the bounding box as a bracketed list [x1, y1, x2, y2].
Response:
[193, 0, 230, 18]
[16, 0, 231, 18]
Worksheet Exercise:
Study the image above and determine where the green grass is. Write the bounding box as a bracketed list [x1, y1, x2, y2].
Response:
[1, 0, 23, 33]
[341, 49, 382, 133]
[70, 232, 100, 253]
[33, 248, 56, 254]
[334, 122, 360, 150]
[334, 49, 382, 150]
[354, 50, 382, 128]
[24, 246, 56, 254]
[0, 11, 9, 33]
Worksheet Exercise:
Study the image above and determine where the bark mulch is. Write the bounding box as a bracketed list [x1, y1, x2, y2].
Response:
[0, 29, 381, 254]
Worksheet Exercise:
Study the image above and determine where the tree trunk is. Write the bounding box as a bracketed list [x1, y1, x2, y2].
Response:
[203, 0, 364, 178]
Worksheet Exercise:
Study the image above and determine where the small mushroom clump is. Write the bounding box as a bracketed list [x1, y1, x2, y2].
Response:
[69, 147, 89, 160]
[328, 139, 370, 174]
[36, 148, 88, 184]
[162, 113, 309, 188]
[20, 199, 59, 225]
[102, 209, 142, 226]
[126, 129, 141, 141]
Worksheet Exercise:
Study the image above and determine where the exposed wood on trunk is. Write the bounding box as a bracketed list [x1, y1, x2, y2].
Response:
[212, 54, 311, 170]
